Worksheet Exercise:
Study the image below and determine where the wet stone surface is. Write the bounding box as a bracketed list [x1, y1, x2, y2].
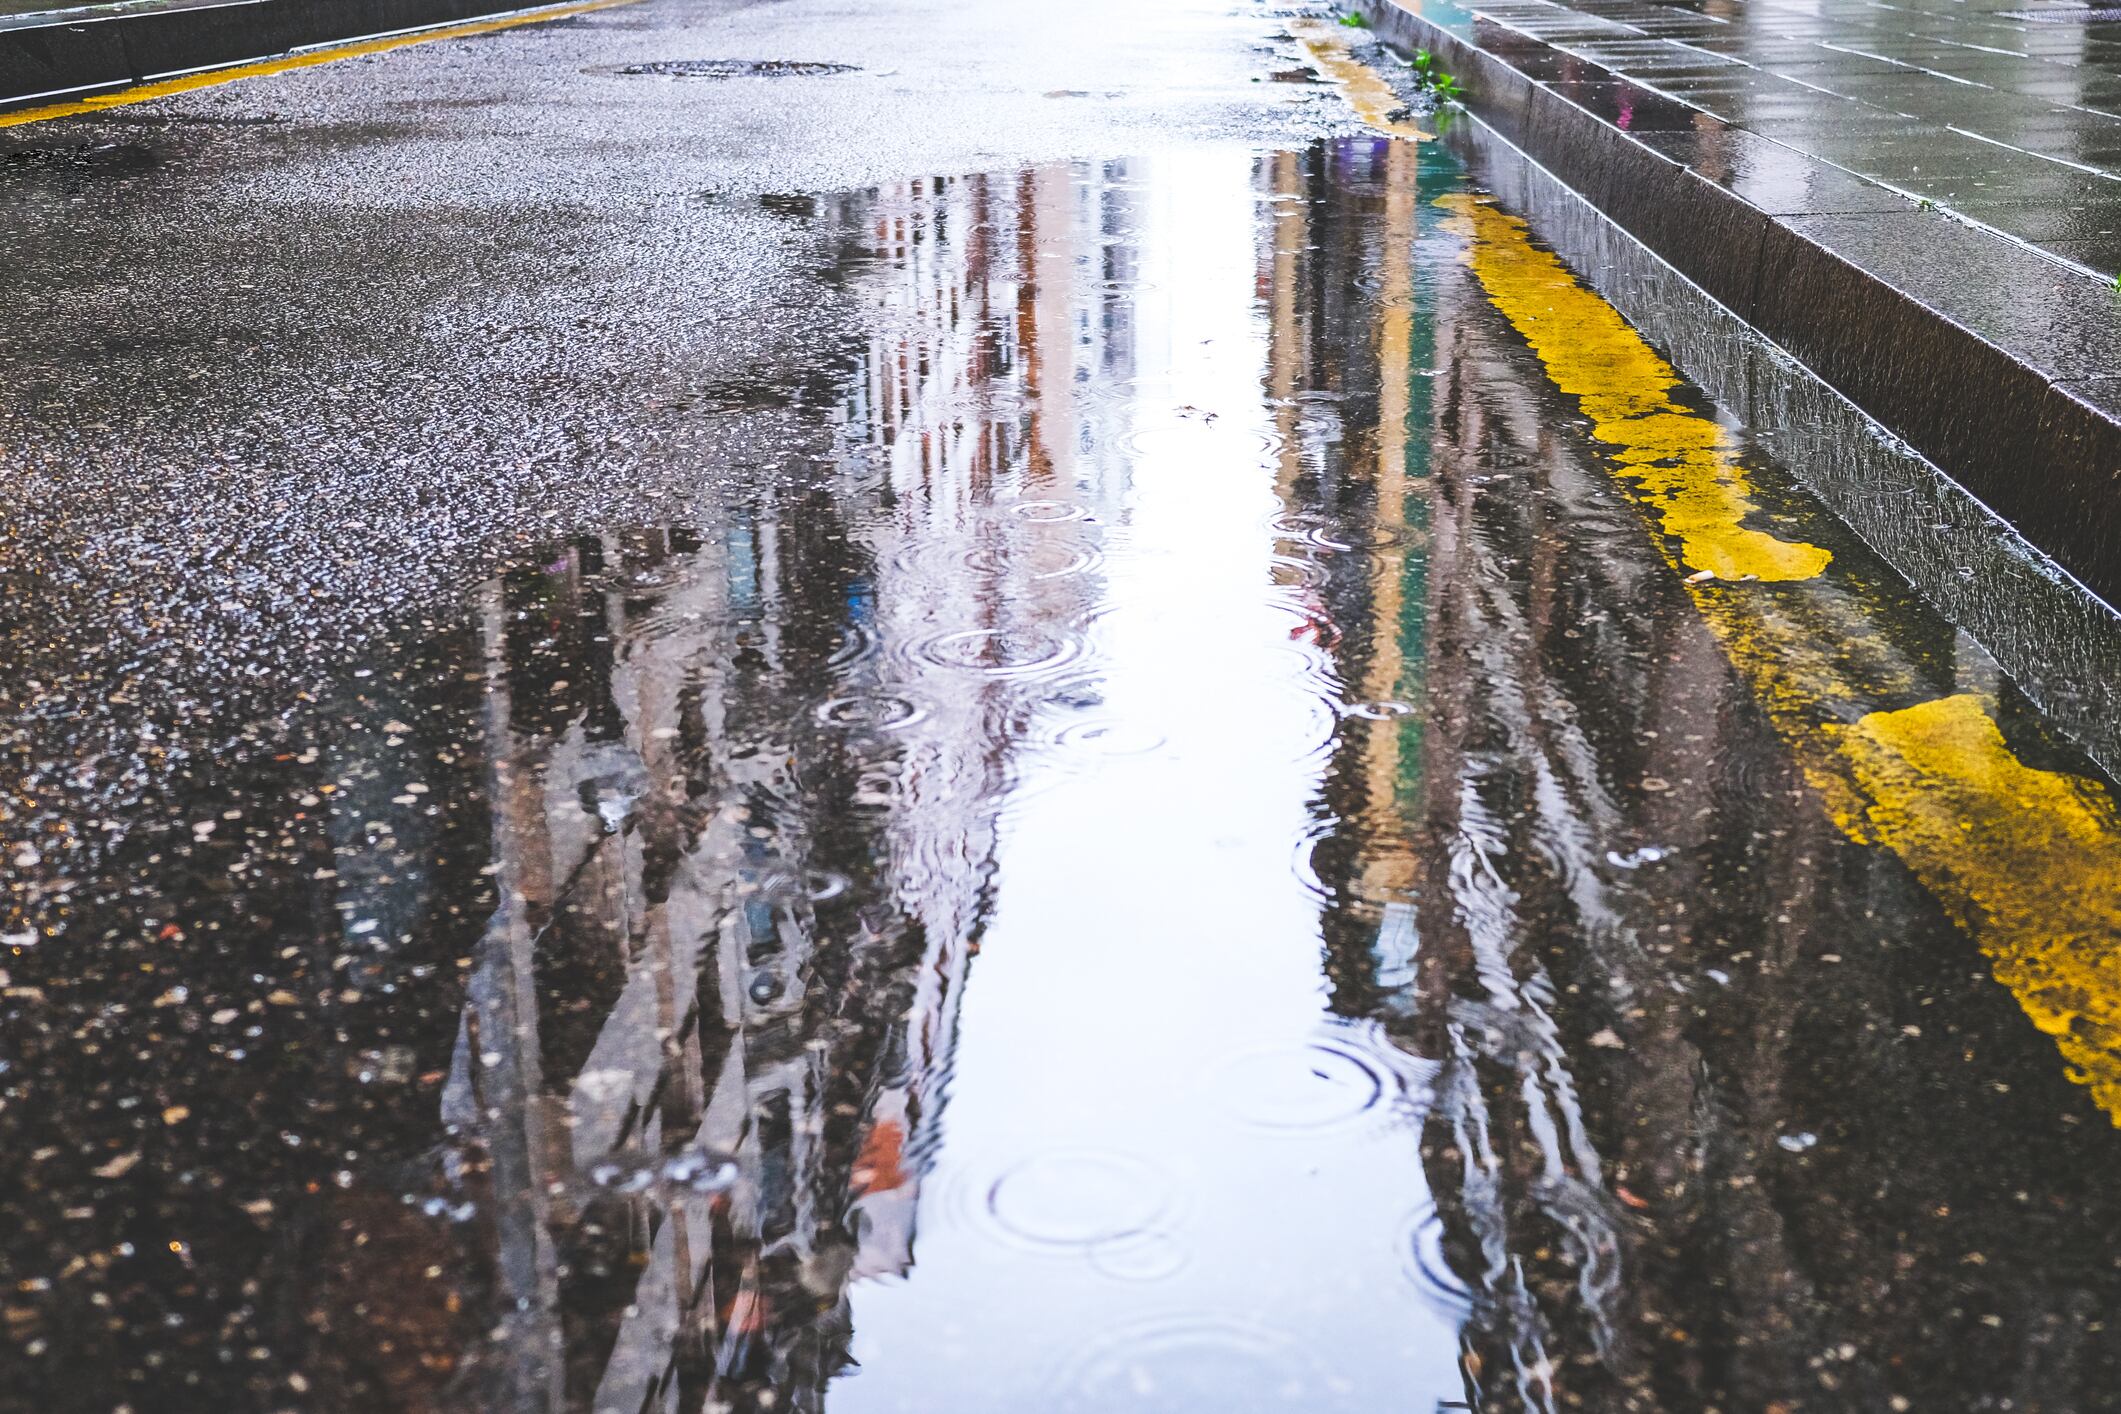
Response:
[5, 4, 2121, 1414]
[1405, 0, 2121, 282]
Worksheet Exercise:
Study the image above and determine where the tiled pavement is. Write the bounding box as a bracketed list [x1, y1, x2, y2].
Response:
[1393, 0, 2121, 276]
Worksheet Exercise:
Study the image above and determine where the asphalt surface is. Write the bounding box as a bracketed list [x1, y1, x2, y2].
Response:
[9, 4, 2121, 1414]
[0, 0, 1341, 889]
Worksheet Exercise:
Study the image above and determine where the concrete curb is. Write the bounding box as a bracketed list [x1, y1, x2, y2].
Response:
[0, 0, 562, 110]
[1428, 97, 2121, 780]
[1370, 0, 2121, 616]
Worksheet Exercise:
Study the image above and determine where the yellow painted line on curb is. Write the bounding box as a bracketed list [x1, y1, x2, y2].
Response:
[1438, 190, 2121, 1124]
[1437, 194, 1828, 582]
[1291, 18, 1431, 141]
[0, 0, 635, 129]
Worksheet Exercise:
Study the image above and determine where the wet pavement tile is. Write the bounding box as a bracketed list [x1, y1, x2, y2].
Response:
[1630, 128, 1917, 215]
[1749, 123, 2071, 177]
[1547, 80, 1714, 132]
[1946, 197, 2121, 244]
[1754, 55, 1931, 84]
[1894, 166, 2116, 208]
[1675, 33, 1859, 62]
[2034, 231, 2121, 272]
[1964, 114, 2121, 152]
[1471, 0, 2121, 285]
[1674, 90, 1891, 126]
[1771, 207, 2121, 375]
[7, 116, 2121, 1413]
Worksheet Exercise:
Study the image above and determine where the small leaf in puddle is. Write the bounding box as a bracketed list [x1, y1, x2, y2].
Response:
[93, 1151, 141, 1179]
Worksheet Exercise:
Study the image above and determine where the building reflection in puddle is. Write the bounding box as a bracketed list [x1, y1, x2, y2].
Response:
[440, 144, 1468, 1410]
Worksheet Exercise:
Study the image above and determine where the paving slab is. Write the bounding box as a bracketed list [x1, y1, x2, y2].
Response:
[1374, 0, 2121, 610]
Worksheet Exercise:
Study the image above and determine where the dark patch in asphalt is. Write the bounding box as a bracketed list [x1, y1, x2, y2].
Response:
[596, 57, 859, 77]
[756, 191, 817, 218]
[0, 139, 160, 169]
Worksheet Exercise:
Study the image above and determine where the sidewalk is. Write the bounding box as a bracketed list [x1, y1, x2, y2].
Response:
[0, 0, 553, 109]
[1376, 0, 2121, 613]
[1427, 0, 2121, 272]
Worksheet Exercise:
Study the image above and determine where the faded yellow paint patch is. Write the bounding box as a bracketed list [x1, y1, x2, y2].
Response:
[1290, 20, 1430, 141]
[0, 0, 635, 129]
[1441, 184, 2121, 1125]
[1834, 695, 2121, 1117]
[1436, 193, 1830, 582]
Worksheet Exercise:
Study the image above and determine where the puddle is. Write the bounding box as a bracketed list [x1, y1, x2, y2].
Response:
[8, 138, 2121, 1414]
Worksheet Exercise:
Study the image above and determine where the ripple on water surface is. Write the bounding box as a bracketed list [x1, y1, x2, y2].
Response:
[977, 1150, 1178, 1252]
[1268, 550, 1333, 591]
[1399, 1202, 1476, 1319]
[1052, 1315, 1344, 1412]
[750, 866, 851, 903]
[1009, 499, 1094, 523]
[961, 540, 1106, 581]
[1121, 422, 1287, 464]
[1086, 1231, 1191, 1284]
[1052, 718, 1170, 758]
[905, 624, 1086, 680]
[813, 692, 929, 731]
[826, 619, 882, 668]
[1210, 1042, 1386, 1131]
[1271, 510, 1407, 553]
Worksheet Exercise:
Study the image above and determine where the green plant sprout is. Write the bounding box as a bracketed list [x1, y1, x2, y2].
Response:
[1411, 48, 1464, 101]
[1340, 11, 1368, 25]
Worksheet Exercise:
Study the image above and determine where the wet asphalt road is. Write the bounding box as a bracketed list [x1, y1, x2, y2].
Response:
[0, 0, 1332, 801]
[9, 2, 2121, 1413]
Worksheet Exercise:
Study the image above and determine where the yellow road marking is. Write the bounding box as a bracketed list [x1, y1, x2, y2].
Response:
[1437, 195, 1828, 582]
[0, 0, 635, 129]
[1291, 19, 1431, 141]
[1439, 191, 2121, 1125]
[1836, 695, 2121, 1117]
